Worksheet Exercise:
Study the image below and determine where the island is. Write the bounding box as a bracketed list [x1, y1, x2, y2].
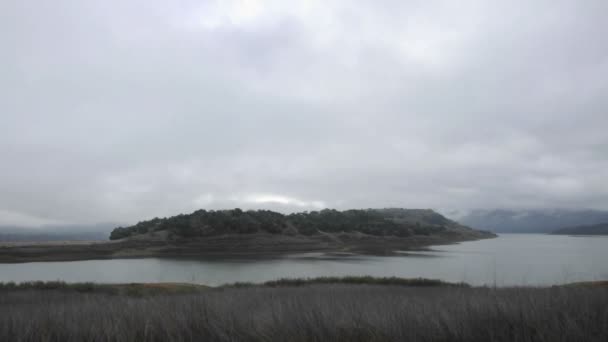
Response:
[0, 208, 495, 262]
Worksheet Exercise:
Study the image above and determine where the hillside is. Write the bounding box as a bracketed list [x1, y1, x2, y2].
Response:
[449, 209, 608, 233]
[552, 222, 608, 236]
[109, 208, 481, 241]
[0, 209, 494, 262]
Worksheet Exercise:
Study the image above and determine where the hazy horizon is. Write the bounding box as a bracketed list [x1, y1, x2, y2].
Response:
[3, 207, 608, 231]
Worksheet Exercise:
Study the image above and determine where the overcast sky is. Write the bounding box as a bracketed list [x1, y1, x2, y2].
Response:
[1, 0, 607, 226]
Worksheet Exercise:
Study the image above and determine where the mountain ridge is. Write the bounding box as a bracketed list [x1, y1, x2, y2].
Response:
[446, 209, 608, 233]
[552, 222, 608, 235]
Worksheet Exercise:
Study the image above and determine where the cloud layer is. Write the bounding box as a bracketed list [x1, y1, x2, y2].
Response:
[1, 0, 607, 226]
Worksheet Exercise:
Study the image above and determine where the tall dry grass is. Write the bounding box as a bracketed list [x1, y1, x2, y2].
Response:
[0, 284, 606, 341]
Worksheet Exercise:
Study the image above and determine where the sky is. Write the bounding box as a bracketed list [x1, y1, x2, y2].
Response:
[1, 0, 607, 227]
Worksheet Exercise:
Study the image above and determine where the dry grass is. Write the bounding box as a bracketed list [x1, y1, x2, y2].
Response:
[0, 281, 606, 341]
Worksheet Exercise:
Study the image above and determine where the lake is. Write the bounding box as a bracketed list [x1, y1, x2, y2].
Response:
[1, 234, 607, 286]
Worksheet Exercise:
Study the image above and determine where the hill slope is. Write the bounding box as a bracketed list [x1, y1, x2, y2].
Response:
[552, 222, 608, 235]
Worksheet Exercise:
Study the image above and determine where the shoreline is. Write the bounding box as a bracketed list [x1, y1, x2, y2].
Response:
[0, 231, 495, 263]
[1, 276, 606, 293]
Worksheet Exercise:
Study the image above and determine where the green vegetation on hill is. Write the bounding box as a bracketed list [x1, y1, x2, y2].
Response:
[110, 208, 466, 240]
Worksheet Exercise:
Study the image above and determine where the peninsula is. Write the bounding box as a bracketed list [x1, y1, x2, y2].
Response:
[0, 208, 495, 263]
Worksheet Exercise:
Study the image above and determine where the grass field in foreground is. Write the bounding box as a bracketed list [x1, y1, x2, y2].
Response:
[0, 277, 606, 341]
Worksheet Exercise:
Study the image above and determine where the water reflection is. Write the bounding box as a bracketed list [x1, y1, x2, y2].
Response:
[0, 234, 606, 286]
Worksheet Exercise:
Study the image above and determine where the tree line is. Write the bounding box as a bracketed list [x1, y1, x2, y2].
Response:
[109, 208, 450, 240]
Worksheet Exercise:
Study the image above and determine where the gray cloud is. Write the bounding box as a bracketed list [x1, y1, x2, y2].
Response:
[1, 0, 607, 226]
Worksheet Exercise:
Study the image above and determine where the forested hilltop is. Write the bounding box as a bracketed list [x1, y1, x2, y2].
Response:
[110, 208, 477, 240]
[0, 209, 494, 262]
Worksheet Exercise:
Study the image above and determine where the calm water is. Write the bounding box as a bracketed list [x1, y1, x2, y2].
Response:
[1, 234, 607, 286]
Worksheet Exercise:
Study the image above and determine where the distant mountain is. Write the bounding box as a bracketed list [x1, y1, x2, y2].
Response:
[0, 223, 116, 242]
[109, 208, 488, 240]
[444, 209, 608, 233]
[552, 222, 608, 235]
